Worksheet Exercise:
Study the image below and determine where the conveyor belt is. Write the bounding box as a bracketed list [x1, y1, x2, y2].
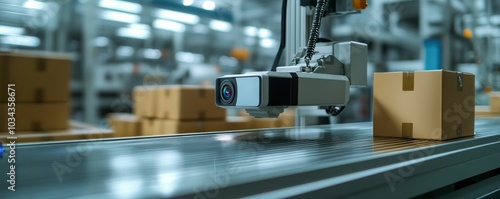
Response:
[2, 118, 500, 198]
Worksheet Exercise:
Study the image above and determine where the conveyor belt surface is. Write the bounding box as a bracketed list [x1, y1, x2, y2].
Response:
[1, 118, 500, 198]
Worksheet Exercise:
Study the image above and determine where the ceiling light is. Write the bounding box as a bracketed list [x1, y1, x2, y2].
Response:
[23, 0, 45, 10]
[101, 10, 140, 23]
[260, 38, 276, 48]
[143, 49, 161, 59]
[176, 52, 204, 63]
[244, 26, 258, 37]
[116, 27, 150, 39]
[209, 20, 232, 32]
[0, 25, 24, 35]
[116, 46, 134, 57]
[1, 35, 40, 47]
[153, 19, 186, 33]
[202, 0, 216, 11]
[94, 37, 109, 47]
[156, 9, 200, 25]
[258, 28, 272, 38]
[98, 0, 142, 13]
[183, 0, 194, 6]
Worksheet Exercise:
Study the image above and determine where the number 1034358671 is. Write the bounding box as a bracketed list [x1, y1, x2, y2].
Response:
[7, 84, 15, 135]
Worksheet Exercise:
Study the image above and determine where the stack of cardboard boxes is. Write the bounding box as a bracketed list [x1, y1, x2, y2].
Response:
[108, 113, 142, 137]
[476, 92, 500, 117]
[136, 85, 230, 135]
[0, 51, 71, 132]
[110, 85, 295, 136]
[490, 92, 500, 113]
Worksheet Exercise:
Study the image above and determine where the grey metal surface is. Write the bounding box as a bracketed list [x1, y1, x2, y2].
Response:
[1, 118, 500, 198]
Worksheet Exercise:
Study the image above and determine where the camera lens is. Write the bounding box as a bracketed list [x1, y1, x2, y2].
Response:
[220, 80, 234, 103]
[222, 85, 232, 100]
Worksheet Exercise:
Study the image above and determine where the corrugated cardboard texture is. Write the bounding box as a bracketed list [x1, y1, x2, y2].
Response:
[133, 86, 158, 118]
[373, 70, 475, 140]
[0, 54, 71, 102]
[490, 92, 500, 113]
[0, 103, 70, 132]
[156, 86, 226, 120]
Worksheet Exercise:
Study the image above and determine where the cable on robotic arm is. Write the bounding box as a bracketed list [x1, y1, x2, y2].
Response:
[305, 0, 328, 68]
[271, 0, 288, 71]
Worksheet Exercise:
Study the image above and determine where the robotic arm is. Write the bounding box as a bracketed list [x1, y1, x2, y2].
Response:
[215, 0, 368, 118]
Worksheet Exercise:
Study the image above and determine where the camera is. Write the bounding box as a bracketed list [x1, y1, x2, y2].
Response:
[216, 71, 351, 107]
[215, 41, 367, 118]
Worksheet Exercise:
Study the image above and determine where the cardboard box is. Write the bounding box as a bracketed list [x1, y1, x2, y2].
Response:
[490, 92, 500, 113]
[252, 112, 295, 129]
[161, 120, 228, 134]
[226, 116, 253, 130]
[0, 52, 71, 102]
[141, 119, 163, 136]
[108, 114, 141, 137]
[156, 86, 226, 120]
[0, 102, 70, 132]
[373, 70, 475, 140]
[475, 106, 500, 117]
[133, 86, 158, 118]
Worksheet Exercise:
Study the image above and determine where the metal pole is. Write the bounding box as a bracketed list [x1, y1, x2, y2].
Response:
[83, 1, 98, 124]
[285, 1, 307, 127]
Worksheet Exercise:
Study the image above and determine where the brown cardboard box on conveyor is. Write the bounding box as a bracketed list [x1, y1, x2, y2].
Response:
[373, 70, 475, 140]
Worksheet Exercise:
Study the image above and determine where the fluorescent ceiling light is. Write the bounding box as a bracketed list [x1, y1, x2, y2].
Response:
[244, 26, 258, 37]
[258, 28, 272, 38]
[101, 10, 140, 23]
[116, 27, 150, 39]
[0, 25, 24, 35]
[1, 35, 40, 47]
[94, 37, 109, 47]
[156, 9, 200, 25]
[116, 46, 134, 57]
[176, 52, 204, 63]
[209, 20, 232, 32]
[202, 0, 216, 11]
[98, 0, 142, 13]
[183, 0, 194, 6]
[143, 48, 161, 59]
[23, 0, 45, 10]
[260, 38, 276, 48]
[153, 19, 186, 33]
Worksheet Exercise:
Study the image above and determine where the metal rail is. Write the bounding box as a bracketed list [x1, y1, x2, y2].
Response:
[1, 118, 500, 198]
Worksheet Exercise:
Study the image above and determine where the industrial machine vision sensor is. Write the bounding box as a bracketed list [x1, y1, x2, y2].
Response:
[216, 0, 368, 118]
